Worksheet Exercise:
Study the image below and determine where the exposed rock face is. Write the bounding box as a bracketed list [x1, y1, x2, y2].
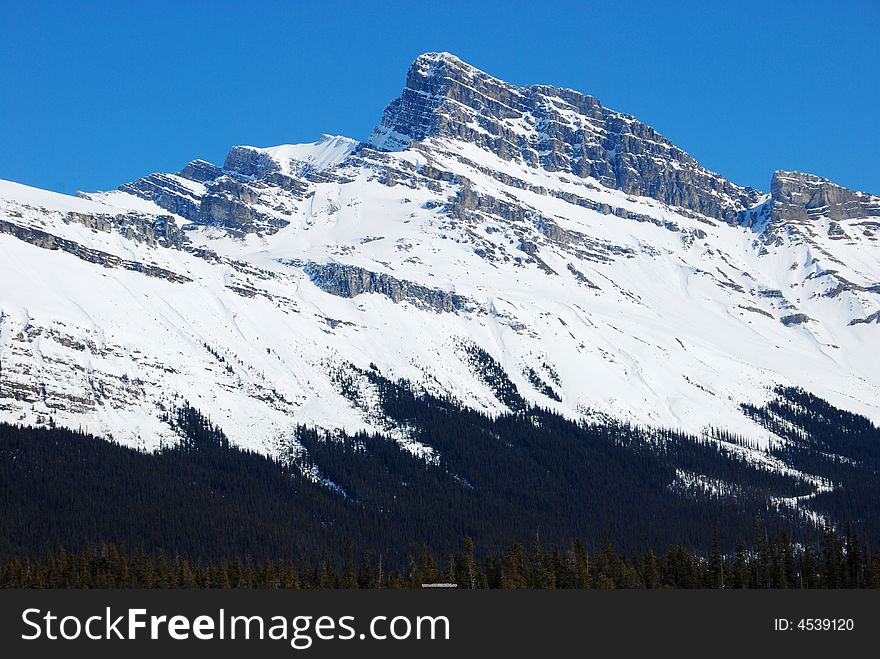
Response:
[148, 216, 188, 249]
[770, 170, 880, 224]
[108, 53, 879, 245]
[178, 159, 223, 183]
[118, 168, 292, 235]
[223, 146, 281, 179]
[849, 310, 880, 326]
[0, 218, 191, 283]
[65, 211, 112, 233]
[62, 210, 187, 249]
[780, 313, 812, 326]
[370, 52, 761, 223]
[2, 50, 880, 459]
[304, 261, 471, 313]
[199, 194, 285, 235]
[118, 173, 202, 221]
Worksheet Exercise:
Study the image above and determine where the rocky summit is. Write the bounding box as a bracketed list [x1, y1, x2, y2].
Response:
[1, 52, 878, 471]
[371, 52, 762, 223]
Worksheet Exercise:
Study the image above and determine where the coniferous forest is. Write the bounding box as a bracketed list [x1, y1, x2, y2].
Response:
[1, 371, 879, 588]
[2, 527, 880, 589]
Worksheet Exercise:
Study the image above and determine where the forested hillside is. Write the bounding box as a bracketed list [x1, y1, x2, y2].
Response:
[3, 380, 878, 572]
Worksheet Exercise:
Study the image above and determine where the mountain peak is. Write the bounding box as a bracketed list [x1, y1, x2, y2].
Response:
[3, 53, 880, 463]
[368, 51, 514, 152]
[410, 51, 485, 73]
[370, 52, 760, 223]
[412, 51, 465, 67]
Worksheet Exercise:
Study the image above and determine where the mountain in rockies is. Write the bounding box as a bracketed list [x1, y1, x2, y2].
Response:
[2, 53, 879, 552]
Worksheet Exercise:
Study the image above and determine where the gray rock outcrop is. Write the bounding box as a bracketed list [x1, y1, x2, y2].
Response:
[0, 218, 191, 283]
[769, 170, 880, 224]
[370, 52, 761, 223]
[118, 173, 202, 221]
[304, 261, 471, 313]
[178, 159, 223, 183]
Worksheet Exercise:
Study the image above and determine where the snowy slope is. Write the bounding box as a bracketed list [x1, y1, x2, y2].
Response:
[251, 135, 359, 176]
[1, 54, 879, 463]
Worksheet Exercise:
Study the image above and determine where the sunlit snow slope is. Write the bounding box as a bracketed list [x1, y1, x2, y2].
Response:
[1, 53, 878, 457]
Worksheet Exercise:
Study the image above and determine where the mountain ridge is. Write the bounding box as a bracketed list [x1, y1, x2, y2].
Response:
[1, 52, 878, 465]
[371, 51, 764, 224]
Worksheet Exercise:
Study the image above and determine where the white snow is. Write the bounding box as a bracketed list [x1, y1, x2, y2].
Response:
[0, 179, 123, 214]
[1, 125, 879, 466]
[246, 135, 359, 177]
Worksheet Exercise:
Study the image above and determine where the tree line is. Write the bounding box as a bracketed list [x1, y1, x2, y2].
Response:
[3, 525, 879, 589]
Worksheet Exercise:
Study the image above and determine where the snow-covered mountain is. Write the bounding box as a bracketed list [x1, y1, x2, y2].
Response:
[2, 51, 878, 461]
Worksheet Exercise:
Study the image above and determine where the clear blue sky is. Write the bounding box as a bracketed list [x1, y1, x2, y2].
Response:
[1, 0, 877, 195]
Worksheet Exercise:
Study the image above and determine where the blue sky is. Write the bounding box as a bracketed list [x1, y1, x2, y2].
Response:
[1, 0, 877, 195]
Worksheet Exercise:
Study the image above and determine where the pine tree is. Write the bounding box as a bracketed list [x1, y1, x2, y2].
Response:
[459, 537, 479, 589]
[342, 538, 358, 589]
[529, 535, 553, 589]
[708, 524, 724, 588]
[800, 542, 817, 589]
[500, 543, 528, 589]
[820, 525, 844, 588]
[845, 523, 860, 588]
[780, 530, 797, 589]
[643, 549, 661, 589]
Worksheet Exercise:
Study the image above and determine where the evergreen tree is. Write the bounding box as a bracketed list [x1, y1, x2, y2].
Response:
[458, 537, 479, 589]
[820, 526, 844, 588]
[342, 538, 358, 589]
[708, 524, 724, 588]
[643, 550, 661, 589]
